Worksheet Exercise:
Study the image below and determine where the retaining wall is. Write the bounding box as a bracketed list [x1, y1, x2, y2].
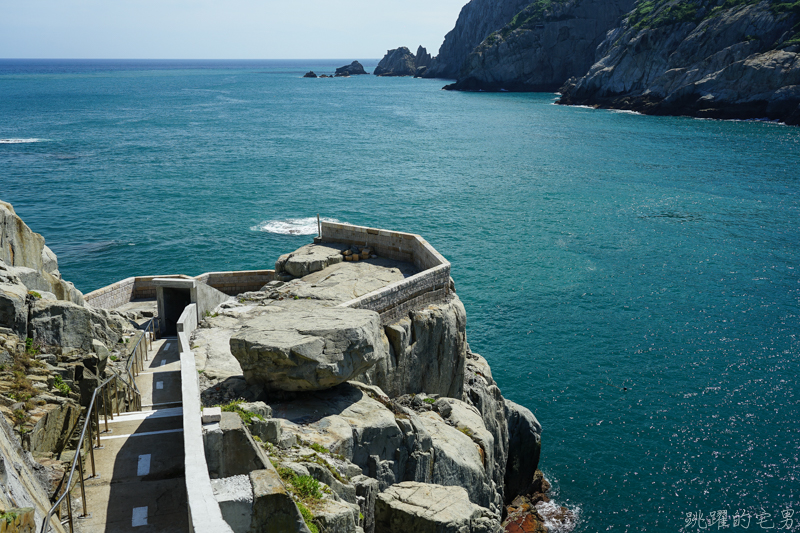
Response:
[318, 222, 452, 324]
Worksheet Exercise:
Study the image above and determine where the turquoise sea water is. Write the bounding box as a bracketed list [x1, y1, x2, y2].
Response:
[1, 59, 799, 532]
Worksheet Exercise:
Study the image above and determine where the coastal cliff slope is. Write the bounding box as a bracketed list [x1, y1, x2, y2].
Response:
[558, 0, 800, 124]
[445, 0, 637, 91]
[424, 0, 532, 78]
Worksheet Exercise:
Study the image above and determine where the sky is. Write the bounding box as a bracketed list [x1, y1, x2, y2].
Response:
[0, 0, 469, 59]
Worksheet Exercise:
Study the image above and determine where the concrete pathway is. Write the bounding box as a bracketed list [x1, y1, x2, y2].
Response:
[75, 337, 189, 532]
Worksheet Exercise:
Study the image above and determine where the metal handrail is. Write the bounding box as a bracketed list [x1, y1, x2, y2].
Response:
[40, 318, 158, 533]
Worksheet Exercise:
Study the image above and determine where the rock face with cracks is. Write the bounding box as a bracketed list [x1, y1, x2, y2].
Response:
[375, 482, 502, 533]
[230, 307, 386, 391]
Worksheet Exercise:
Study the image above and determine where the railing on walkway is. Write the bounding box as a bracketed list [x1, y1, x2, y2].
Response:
[40, 318, 159, 533]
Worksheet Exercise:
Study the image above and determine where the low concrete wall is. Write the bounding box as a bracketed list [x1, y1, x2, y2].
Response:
[195, 270, 275, 296]
[319, 222, 452, 324]
[85, 270, 274, 310]
[178, 303, 233, 533]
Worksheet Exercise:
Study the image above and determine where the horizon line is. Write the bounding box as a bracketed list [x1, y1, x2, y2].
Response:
[0, 57, 384, 61]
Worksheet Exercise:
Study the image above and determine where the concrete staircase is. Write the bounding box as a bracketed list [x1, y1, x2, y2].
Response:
[75, 338, 190, 532]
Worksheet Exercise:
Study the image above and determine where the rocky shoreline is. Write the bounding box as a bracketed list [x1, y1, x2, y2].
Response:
[381, 0, 800, 124]
[1, 203, 572, 532]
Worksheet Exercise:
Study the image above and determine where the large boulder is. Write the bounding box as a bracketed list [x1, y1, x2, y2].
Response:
[28, 299, 127, 354]
[230, 307, 386, 391]
[275, 243, 343, 279]
[375, 482, 502, 533]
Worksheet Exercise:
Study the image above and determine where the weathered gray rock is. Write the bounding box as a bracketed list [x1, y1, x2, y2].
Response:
[352, 475, 379, 533]
[250, 417, 282, 444]
[230, 307, 385, 391]
[275, 243, 343, 279]
[250, 468, 312, 533]
[0, 262, 28, 337]
[445, 0, 636, 92]
[461, 351, 509, 504]
[0, 201, 84, 305]
[335, 61, 368, 76]
[356, 296, 467, 398]
[375, 482, 502, 533]
[314, 497, 360, 533]
[415, 411, 497, 510]
[504, 400, 542, 502]
[559, 0, 800, 124]
[374, 47, 418, 76]
[28, 299, 126, 354]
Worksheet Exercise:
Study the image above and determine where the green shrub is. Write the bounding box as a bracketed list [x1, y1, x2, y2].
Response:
[292, 475, 322, 499]
[423, 397, 436, 405]
[27, 291, 41, 299]
[53, 375, 71, 395]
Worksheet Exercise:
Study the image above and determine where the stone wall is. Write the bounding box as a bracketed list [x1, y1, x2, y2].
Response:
[85, 271, 275, 310]
[318, 223, 452, 325]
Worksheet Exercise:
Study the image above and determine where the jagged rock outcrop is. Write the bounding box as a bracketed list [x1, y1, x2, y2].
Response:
[335, 61, 369, 76]
[374, 47, 418, 77]
[355, 296, 467, 399]
[445, 0, 637, 91]
[424, 0, 532, 79]
[230, 307, 386, 391]
[303, 71, 317, 78]
[374, 46, 434, 77]
[1, 201, 83, 307]
[558, 0, 800, 124]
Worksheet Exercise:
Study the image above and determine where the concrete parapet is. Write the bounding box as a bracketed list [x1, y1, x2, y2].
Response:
[320, 222, 451, 325]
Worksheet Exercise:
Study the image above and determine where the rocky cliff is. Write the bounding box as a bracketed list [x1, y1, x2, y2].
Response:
[425, 0, 533, 78]
[558, 0, 800, 124]
[192, 243, 565, 532]
[374, 46, 433, 77]
[444, 0, 637, 91]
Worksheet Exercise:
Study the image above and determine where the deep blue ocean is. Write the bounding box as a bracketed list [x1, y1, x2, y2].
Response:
[1, 59, 798, 532]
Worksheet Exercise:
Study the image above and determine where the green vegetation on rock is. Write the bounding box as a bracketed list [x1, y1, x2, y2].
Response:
[218, 399, 264, 425]
[485, 0, 570, 45]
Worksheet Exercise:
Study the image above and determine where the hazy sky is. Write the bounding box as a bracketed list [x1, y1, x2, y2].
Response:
[0, 0, 469, 59]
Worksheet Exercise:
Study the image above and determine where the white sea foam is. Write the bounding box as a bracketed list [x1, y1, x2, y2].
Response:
[535, 500, 580, 533]
[250, 217, 344, 236]
[0, 138, 47, 144]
